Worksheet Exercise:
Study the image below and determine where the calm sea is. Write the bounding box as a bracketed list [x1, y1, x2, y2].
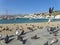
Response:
[0, 18, 60, 24]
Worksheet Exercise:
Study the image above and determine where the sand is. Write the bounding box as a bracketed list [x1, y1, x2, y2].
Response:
[0, 22, 60, 45]
[0, 22, 60, 35]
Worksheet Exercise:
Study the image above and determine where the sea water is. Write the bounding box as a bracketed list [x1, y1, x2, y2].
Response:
[0, 18, 60, 24]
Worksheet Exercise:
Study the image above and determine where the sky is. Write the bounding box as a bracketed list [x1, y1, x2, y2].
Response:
[0, 0, 60, 15]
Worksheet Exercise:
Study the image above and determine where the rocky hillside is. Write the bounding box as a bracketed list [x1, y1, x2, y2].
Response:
[52, 10, 60, 16]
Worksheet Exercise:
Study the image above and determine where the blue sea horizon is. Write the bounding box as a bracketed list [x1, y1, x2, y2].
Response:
[0, 18, 60, 24]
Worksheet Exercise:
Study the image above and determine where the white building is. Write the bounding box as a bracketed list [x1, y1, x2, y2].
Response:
[55, 15, 60, 19]
[46, 15, 54, 19]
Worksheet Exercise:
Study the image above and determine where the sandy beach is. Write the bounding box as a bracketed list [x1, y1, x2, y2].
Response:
[0, 22, 60, 35]
[0, 22, 60, 45]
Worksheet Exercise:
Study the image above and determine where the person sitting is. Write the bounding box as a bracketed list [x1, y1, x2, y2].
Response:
[17, 35, 23, 41]
[17, 35, 27, 44]
[50, 36, 58, 45]
[5, 35, 9, 43]
[17, 34, 21, 40]
[22, 39, 27, 44]
[50, 39, 58, 45]
[20, 30, 24, 35]
[0, 34, 2, 40]
[17, 34, 23, 41]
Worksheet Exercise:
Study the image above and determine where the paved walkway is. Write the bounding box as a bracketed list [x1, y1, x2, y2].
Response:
[0, 27, 60, 45]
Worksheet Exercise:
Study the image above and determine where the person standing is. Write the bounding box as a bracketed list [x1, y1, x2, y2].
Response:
[15, 28, 19, 36]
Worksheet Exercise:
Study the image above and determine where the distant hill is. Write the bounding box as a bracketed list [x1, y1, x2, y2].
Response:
[40, 10, 60, 16]
[51, 10, 60, 16]
[0, 10, 60, 17]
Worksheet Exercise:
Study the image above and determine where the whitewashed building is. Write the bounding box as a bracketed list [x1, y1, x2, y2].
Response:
[55, 15, 60, 19]
[46, 15, 54, 19]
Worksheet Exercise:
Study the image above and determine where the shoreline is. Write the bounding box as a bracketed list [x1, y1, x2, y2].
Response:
[0, 21, 60, 24]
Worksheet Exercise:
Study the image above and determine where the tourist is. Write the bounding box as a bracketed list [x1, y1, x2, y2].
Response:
[50, 33, 58, 45]
[17, 34, 21, 40]
[17, 35, 27, 44]
[20, 30, 24, 35]
[20, 36, 23, 41]
[5, 35, 9, 43]
[22, 39, 27, 44]
[0, 34, 2, 40]
[15, 28, 19, 36]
